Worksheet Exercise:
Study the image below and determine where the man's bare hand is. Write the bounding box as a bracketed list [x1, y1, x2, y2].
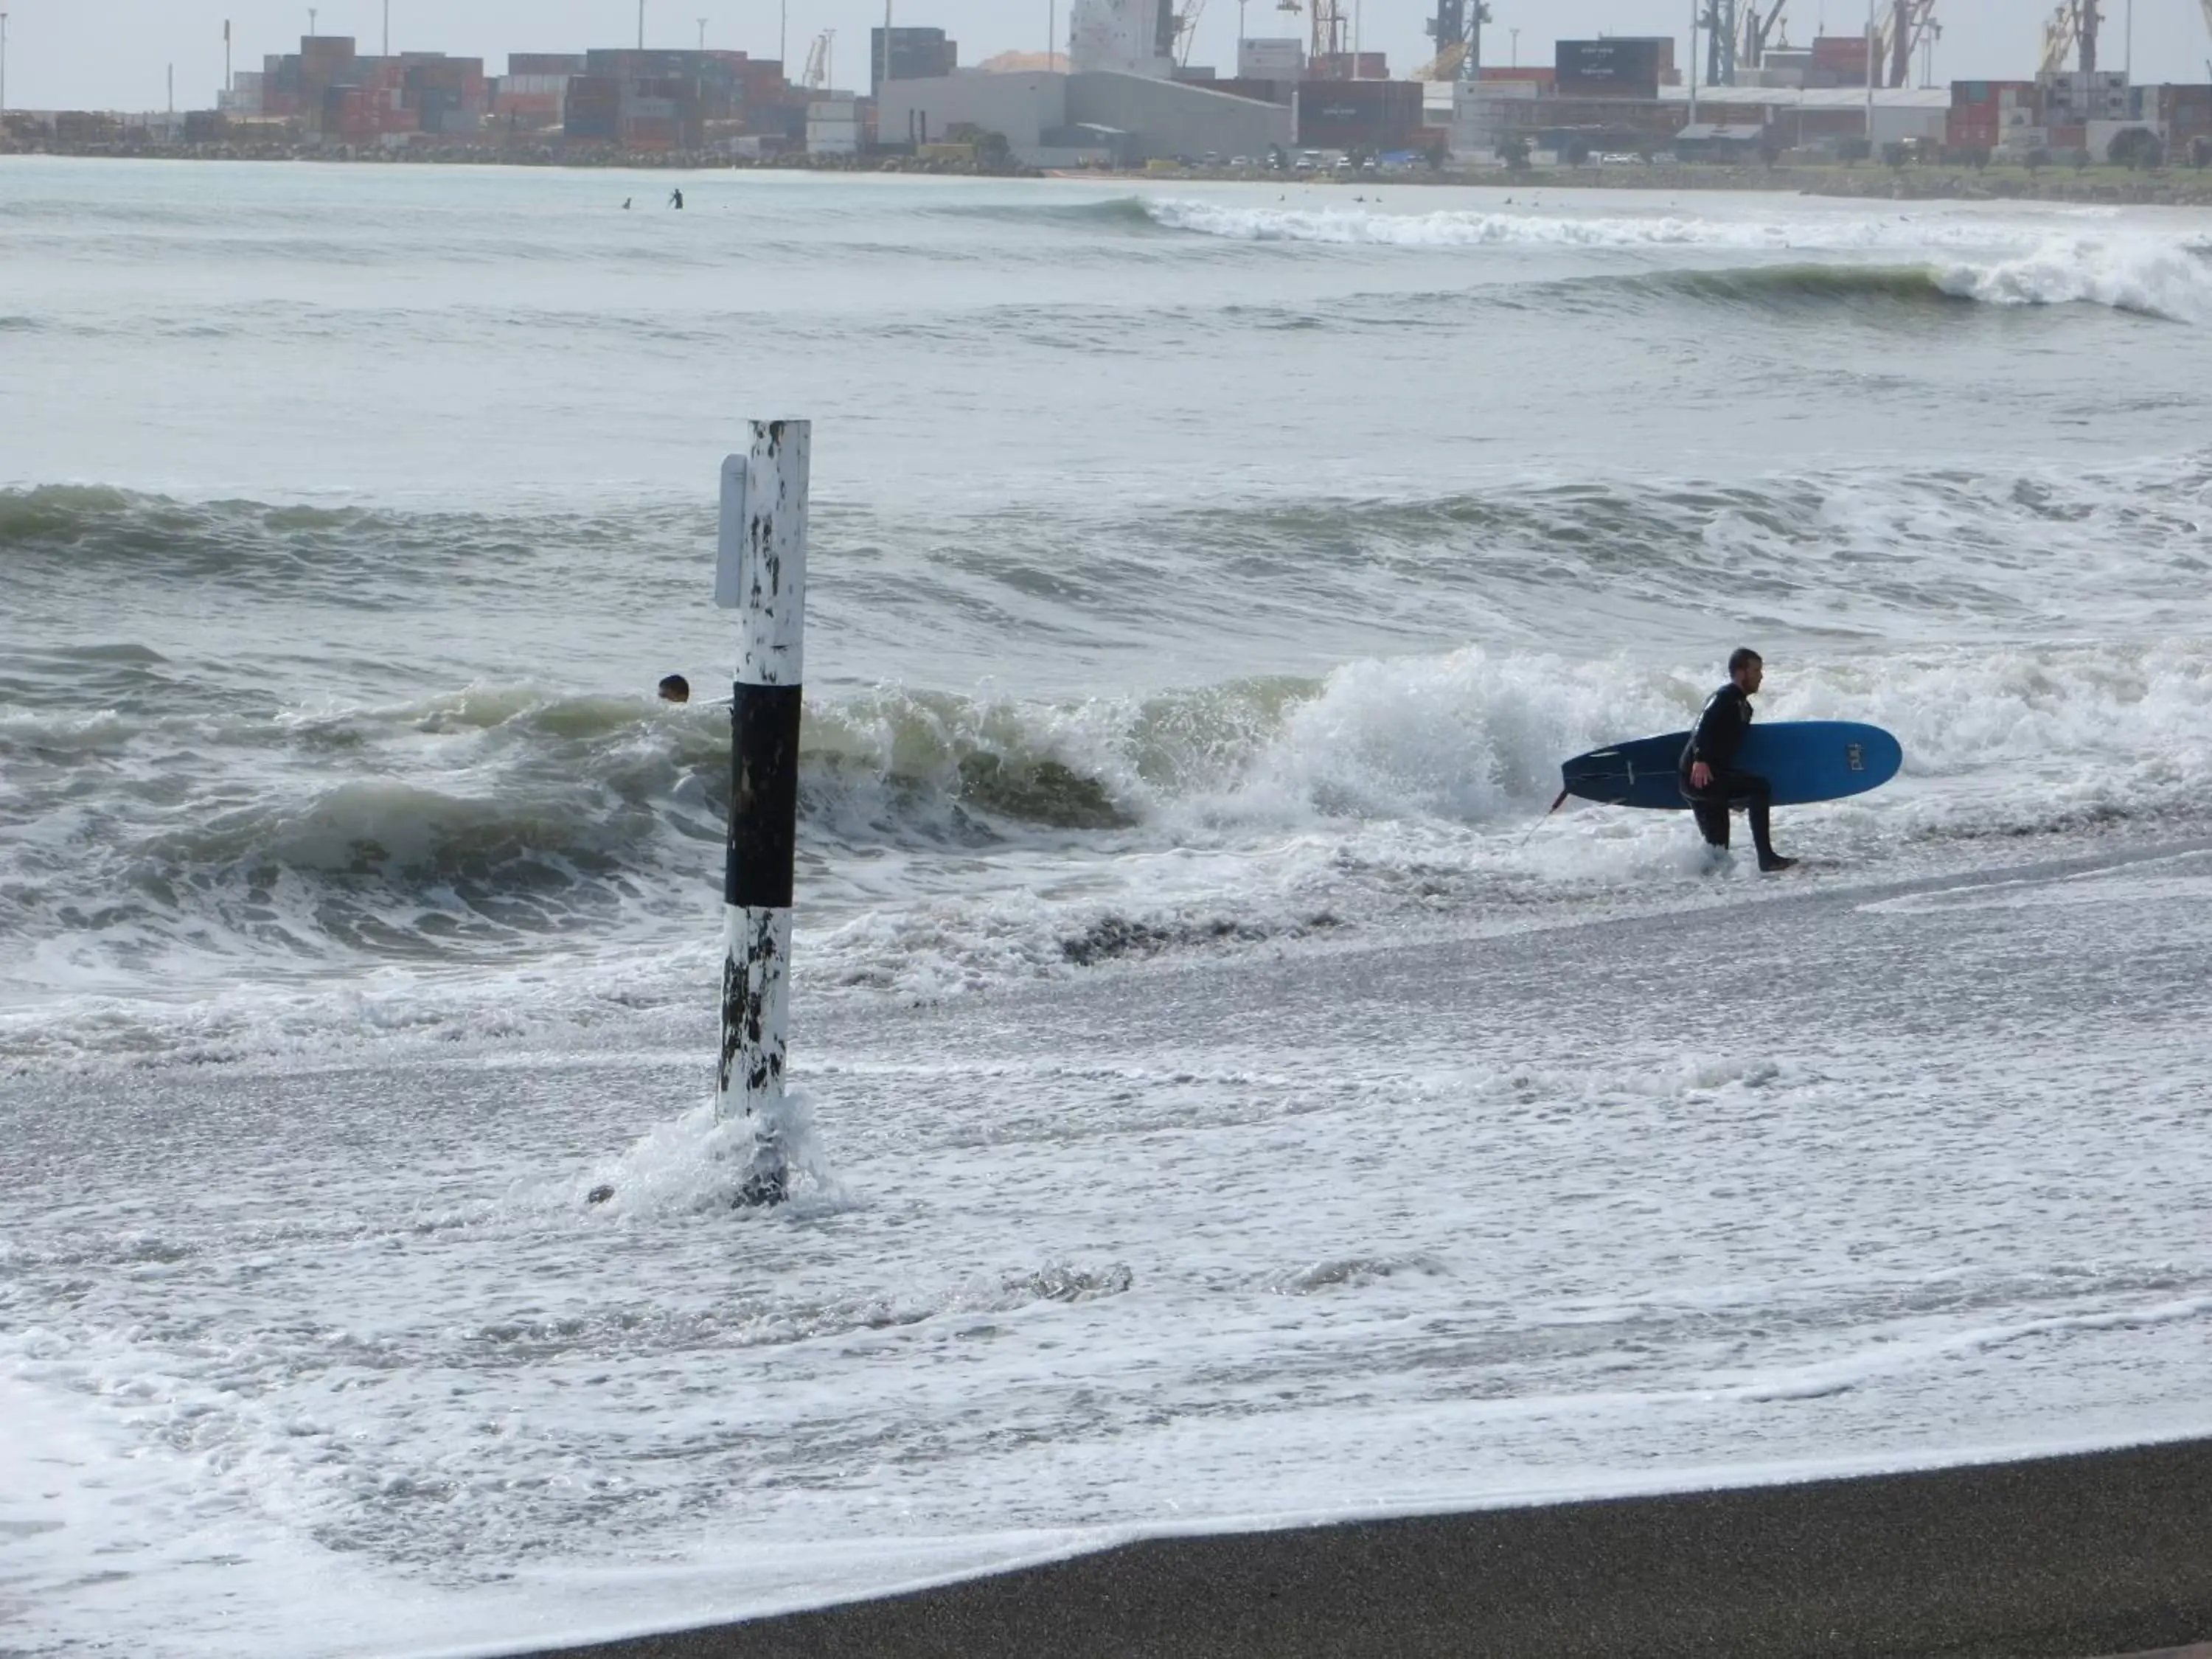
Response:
[1689, 761, 1713, 790]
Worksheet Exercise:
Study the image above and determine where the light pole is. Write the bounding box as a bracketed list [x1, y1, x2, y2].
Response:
[638, 0, 646, 50]
[1687, 0, 1698, 125]
[2, 13, 10, 120]
[308, 7, 319, 37]
[383, 0, 390, 57]
[1863, 0, 1874, 145]
[698, 15, 708, 48]
[1509, 24, 1519, 65]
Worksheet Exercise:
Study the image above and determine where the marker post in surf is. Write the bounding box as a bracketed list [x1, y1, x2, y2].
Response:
[714, 420, 809, 1206]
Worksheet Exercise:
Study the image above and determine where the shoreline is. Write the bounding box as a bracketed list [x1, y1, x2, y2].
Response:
[7, 143, 2212, 206]
[509, 1437, 2212, 1658]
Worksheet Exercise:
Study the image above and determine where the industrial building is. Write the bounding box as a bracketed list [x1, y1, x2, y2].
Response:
[875, 69, 1291, 163]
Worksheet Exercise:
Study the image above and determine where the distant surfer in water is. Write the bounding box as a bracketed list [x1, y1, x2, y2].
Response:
[1681, 647, 1795, 872]
[658, 674, 691, 703]
[669, 187, 685, 209]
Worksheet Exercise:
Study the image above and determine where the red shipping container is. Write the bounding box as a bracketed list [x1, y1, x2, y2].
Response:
[1810, 35, 1871, 71]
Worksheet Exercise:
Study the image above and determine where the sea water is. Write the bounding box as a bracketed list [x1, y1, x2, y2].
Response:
[3, 159, 2211, 1657]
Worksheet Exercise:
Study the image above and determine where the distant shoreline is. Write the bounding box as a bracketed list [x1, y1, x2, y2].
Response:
[7, 143, 2212, 206]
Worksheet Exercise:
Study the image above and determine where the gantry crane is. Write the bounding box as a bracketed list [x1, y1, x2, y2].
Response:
[1877, 0, 1938, 86]
[1741, 0, 1787, 69]
[1413, 0, 1487, 81]
[1172, 0, 1205, 65]
[1272, 0, 1348, 70]
[2039, 0, 2098, 73]
[1704, 0, 1739, 84]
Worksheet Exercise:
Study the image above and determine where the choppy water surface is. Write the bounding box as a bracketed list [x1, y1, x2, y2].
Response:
[2, 159, 2211, 1657]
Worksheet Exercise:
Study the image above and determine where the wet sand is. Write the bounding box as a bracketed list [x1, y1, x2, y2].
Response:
[517, 1436, 2212, 1658]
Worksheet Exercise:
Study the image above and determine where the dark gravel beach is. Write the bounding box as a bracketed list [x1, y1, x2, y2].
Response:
[517, 1436, 2212, 1659]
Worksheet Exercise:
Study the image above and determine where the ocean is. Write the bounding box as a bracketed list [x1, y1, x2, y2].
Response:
[3, 156, 2211, 1657]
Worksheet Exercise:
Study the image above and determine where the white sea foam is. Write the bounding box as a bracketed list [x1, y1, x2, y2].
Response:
[11, 633, 2212, 1060]
[1147, 197, 2212, 323]
[1143, 195, 2095, 253]
[1935, 235, 2212, 322]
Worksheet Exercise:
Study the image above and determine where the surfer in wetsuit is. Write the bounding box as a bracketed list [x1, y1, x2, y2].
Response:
[1680, 647, 1795, 873]
[658, 674, 690, 704]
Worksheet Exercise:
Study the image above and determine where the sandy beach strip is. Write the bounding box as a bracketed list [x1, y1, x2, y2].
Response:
[510, 1436, 2212, 1658]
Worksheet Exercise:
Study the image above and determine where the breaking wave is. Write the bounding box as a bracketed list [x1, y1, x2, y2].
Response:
[12, 635, 2212, 992]
[1141, 197, 2048, 251]
[6, 452, 2212, 1015]
[1141, 199, 2212, 323]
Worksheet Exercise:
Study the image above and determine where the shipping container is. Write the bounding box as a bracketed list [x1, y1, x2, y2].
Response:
[1310, 52, 1389, 80]
[1296, 79, 1423, 146]
[509, 52, 587, 77]
[1239, 38, 1305, 77]
[1555, 37, 1667, 98]
[1809, 35, 1871, 70]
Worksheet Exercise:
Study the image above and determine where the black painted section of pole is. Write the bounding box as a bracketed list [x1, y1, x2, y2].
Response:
[726, 684, 803, 911]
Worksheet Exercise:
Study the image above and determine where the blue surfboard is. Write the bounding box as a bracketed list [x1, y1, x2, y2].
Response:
[1560, 720, 1902, 810]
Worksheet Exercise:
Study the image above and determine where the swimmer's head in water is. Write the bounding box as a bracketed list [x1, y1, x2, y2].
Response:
[658, 674, 690, 703]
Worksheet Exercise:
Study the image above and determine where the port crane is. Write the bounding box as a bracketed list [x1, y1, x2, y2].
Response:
[1172, 0, 1206, 66]
[2038, 0, 2097, 72]
[1271, 0, 1349, 71]
[1411, 0, 1487, 81]
[802, 27, 834, 88]
[1875, 0, 1938, 86]
[1740, 0, 1788, 70]
[1703, 0, 1739, 84]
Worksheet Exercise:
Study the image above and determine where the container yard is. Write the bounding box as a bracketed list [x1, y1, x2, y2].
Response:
[2, 0, 2208, 178]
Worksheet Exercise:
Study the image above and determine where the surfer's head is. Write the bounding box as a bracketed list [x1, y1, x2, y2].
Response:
[657, 674, 691, 704]
[1728, 648, 1763, 694]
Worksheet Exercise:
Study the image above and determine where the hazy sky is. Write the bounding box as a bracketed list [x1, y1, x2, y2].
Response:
[5, 0, 2209, 111]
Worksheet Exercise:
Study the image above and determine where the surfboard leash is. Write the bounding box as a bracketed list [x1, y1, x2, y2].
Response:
[1521, 788, 1571, 848]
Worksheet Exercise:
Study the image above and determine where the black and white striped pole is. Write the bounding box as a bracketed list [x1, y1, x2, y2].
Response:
[714, 420, 808, 1208]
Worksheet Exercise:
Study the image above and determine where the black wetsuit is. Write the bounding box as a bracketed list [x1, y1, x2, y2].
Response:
[1678, 682, 1780, 862]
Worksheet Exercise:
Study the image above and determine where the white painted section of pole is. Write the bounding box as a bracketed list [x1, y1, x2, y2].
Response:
[714, 422, 809, 1207]
[1688, 0, 1699, 127]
